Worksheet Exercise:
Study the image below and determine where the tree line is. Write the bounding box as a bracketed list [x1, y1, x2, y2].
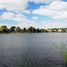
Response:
[0, 25, 48, 33]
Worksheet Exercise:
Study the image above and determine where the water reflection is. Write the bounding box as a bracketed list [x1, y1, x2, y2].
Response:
[0, 33, 66, 67]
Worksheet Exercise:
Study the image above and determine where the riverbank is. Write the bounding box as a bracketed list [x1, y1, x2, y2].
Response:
[1, 25, 67, 33]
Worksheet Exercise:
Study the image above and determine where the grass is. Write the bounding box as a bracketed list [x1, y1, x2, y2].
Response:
[60, 44, 67, 66]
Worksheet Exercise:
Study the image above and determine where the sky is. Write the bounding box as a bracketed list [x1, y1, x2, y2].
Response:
[0, 0, 67, 28]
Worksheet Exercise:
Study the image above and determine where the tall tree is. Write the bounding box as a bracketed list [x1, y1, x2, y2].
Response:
[10, 26, 16, 32]
[0, 25, 8, 33]
[23, 27, 27, 32]
[28, 26, 36, 33]
[16, 27, 22, 32]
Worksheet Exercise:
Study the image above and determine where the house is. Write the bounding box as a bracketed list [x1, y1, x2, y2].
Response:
[58, 29, 62, 32]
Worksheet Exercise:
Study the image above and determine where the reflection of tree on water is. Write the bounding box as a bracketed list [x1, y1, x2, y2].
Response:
[60, 44, 67, 67]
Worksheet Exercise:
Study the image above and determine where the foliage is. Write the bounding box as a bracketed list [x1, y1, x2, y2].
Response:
[61, 44, 67, 66]
[28, 26, 36, 33]
[0, 25, 9, 33]
[16, 27, 22, 32]
[0, 25, 67, 33]
[23, 27, 27, 32]
[0, 25, 48, 33]
[10, 26, 16, 32]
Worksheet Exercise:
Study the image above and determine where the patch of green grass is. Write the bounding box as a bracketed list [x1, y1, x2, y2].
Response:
[60, 44, 67, 64]
[63, 52, 67, 63]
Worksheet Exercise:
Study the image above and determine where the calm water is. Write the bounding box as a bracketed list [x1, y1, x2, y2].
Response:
[0, 33, 67, 67]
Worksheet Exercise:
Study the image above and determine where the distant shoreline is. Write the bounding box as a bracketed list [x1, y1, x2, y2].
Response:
[0, 25, 67, 33]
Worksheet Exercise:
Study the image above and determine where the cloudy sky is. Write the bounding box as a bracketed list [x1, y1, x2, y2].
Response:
[0, 0, 67, 28]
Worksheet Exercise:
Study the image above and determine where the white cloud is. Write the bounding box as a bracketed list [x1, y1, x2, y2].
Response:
[0, 12, 27, 22]
[0, 0, 62, 12]
[17, 20, 67, 29]
[48, 1, 67, 10]
[0, 0, 28, 11]
[42, 22, 67, 29]
[1, 11, 67, 29]
[22, 10, 31, 14]
[1, 12, 15, 20]
[0, 12, 40, 28]
[14, 14, 27, 22]
[0, 0, 67, 28]
[17, 21, 40, 28]
[16, 15, 40, 28]
[32, 1, 67, 19]
[32, 16, 38, 20]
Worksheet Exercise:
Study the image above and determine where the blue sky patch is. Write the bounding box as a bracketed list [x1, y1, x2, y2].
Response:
[26, 2, 47, 10]
[63, 0, 67, 2]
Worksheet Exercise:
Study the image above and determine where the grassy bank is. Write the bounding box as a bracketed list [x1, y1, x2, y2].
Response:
[61, 45, 67, 66]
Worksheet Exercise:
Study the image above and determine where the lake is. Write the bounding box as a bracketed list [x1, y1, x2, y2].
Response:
[0, 33, 66, 67]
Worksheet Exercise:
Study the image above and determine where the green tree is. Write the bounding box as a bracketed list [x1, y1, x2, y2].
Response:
[16, 27, 22, 32]
[23, 27, 27, 32]
[61, 28, 66, 32]
[28, 26, 36, 33]
[10, 26, 16, 32]
[36, 28, 41, 33]
[0, 25, 8, 33]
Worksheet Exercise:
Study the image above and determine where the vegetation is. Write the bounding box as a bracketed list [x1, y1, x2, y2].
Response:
[0, 25, 48, 33]
[0, 25, 67, 33]
[61, 45, 67, 66]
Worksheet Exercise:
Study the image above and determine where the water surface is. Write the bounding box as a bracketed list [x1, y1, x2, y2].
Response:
[0, 33, 66, 67]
